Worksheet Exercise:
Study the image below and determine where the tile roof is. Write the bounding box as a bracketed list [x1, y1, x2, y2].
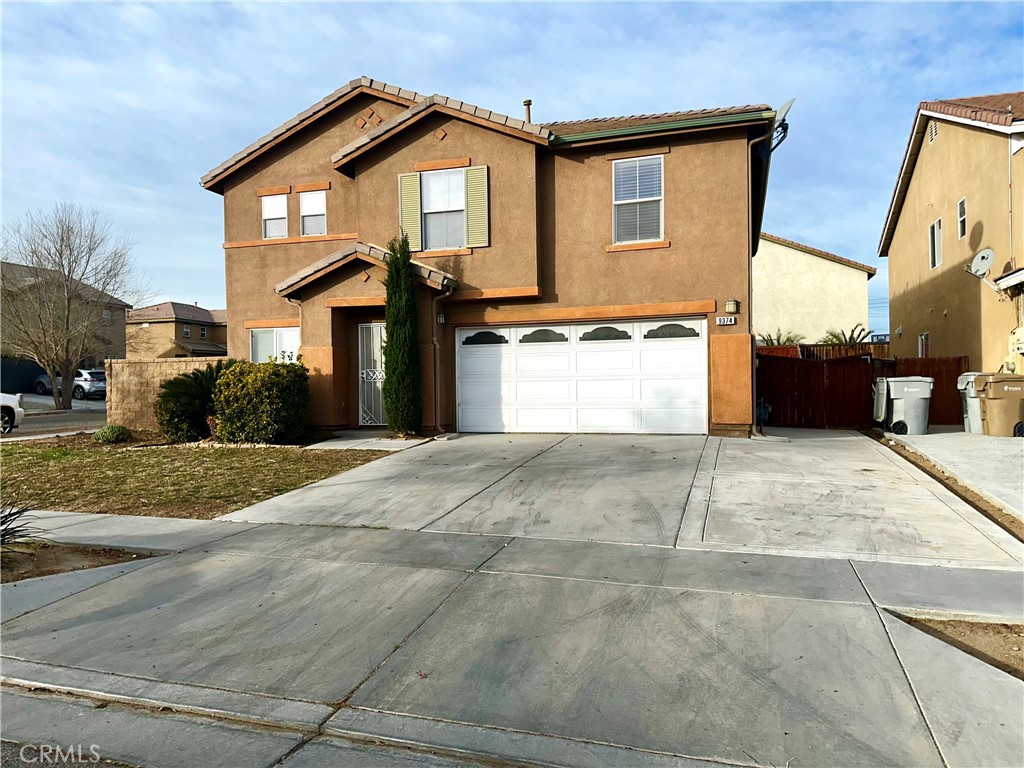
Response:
[920, 92, 1024, 127]
[879, 91, 1024, 257]
[128, 301, 227, 324]
[760, 234, 877, 278]
[1, 261, 131, 308]
[332, 94, 551, 167]
[275, 242, 458, 297]
[200, 77, 426, 188]
[542, 104, 773, 137]
[175, 339, 228, 355]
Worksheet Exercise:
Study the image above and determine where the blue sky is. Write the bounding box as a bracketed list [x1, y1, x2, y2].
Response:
[3, 2, 1022, 333]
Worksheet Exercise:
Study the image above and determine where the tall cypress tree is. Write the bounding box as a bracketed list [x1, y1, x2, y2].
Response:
[382, 234, 421, 434]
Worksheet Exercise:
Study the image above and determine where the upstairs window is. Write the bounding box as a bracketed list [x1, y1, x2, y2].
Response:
[183, 323, 192, 338]
[421, 169, 466, 250]
[200, 326, 208, 339]
[928, 219, 942, 269]
[957, 198, 967, 239]
[262, 194, 287, 239]
[300, 191, 326, 236]
[613, 156, 663, 243]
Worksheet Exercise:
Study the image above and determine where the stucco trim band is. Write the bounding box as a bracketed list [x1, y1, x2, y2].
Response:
[448, 299, 717, 326]
[414, 157, 471, 172]
[244, 318, 301, 329]
[256, 185, 291, 197]
[294, 181, 331, 193]
[224, 233, 359, 249]
[448, 286, 541, 302]
[604, 147, 671, 161]
[606, 240, 671, 253]
[324, 297, 386, 308]
[418, 248, 473, 258]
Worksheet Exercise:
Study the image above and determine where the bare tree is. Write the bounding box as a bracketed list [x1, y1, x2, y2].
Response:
[1, 203, 146, 409]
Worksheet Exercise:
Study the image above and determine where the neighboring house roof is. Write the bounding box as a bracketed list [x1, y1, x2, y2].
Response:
[0, 261, 131, 308]
[275, 242, 458, 298]
[332, 94, 551, 170]
[174, 339, 228, 355]
[760, 234, 877, 278]
[543, 104, 773, 141]
[128, 301, 227, 324]
[878, 91, 1024, 258]
[200, 77, 426, 190]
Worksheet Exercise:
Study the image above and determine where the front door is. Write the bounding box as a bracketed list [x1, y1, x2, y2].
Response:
[358, 323, 386, 426]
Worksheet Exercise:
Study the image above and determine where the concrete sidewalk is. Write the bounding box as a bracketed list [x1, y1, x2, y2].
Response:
[889, 429, 1024, 521]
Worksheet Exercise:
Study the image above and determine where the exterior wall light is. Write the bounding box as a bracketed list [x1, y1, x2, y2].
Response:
[436, 313, 446, 325]
[725, 299, 740, 314]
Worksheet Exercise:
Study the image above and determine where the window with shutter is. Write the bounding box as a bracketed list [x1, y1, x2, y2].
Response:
[465, 166, 489, 248]
[612, 156, 663, 244]
[422, 169, 466, 250]
[398, 173, 422, 251]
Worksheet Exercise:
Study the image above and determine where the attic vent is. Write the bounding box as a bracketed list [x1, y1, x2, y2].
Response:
[928, 120, 938, 143]
[355, 107, 382, 130]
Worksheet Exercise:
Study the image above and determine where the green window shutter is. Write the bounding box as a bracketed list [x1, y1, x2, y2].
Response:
[465, 165, 489, 248]
[398, 172, 422, 251]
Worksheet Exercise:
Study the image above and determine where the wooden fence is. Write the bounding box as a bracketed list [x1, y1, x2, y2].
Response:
[893, 356, 969, 425]
[799, 343, 891, 361]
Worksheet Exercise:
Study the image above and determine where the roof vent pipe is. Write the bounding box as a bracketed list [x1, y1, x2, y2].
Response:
[523, 99, 532, 123]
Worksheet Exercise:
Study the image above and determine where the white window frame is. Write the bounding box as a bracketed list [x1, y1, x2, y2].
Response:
[612, 155, 664, 244]
[957, 197, 967, 240]
[182, 323, 191, 338]
[249, 327, 300, 363]
[918, 332, 930, 358]
[200, 326, 207, 339]
[300, 190, 327, 237]
[420, 168, 467, 251]
[928, 218, 942, 269]
[262, 194, 288, 240]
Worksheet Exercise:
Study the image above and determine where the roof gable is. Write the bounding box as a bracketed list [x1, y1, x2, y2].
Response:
[332, 95, 551, 172]
[760, 234, 876, 278]
[275, 242, 457, 297]
[201, 77, 425, 190]
[878, 91, 1024, 257]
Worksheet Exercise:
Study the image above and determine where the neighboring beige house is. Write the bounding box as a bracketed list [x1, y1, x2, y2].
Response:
[200, 76, 789, 436]
[126, 302, 228, 358]
[753, 234, 876, 343]
[880, 92, 1024, 372]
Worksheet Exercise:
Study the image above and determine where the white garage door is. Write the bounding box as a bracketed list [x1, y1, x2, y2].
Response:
[456, 317, 708, 434]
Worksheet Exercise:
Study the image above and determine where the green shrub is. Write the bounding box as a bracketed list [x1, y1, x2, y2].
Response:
[212, 359, 309, 444]
[382, 233, 421, 435]
[154, 359, 237, 443]
[93, 425, 132, 444]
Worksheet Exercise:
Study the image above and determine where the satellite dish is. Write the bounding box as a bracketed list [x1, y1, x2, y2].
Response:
[968, 248, 995, 278]
[775, 98, 795, 130]
[770, 98, 795, 152]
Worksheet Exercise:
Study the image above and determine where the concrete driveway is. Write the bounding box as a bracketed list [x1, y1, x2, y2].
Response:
[3, 430, 1022, 767]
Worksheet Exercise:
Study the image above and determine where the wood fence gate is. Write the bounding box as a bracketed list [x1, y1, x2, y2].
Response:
[756, 355, 874, 429]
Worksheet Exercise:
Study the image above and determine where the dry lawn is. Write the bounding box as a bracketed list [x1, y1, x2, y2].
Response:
[1, 436, 386, 519]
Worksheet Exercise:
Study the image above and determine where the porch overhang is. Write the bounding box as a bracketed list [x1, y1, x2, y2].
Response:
[275, 241, 458, 299]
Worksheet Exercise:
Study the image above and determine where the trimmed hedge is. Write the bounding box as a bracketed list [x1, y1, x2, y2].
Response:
[212, 359, 309, 444]
[382, 234, 421, 435]
[154, 359, 237, 443]
[93, 425, 132, 444]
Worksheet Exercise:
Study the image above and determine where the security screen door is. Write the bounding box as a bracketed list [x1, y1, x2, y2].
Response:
[358, 323, 386, 426]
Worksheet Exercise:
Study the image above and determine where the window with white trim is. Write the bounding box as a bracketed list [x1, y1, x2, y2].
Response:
[262, 194, 287, 239]
[421, 169, 466, 250]
[182, 323, 191, 338]
[250, 327, 300, 362]
[957, 198, 967, 239]
[613, 155, 663, 243]
[200, 326, 207, 339]
[928, 219, 942, 269]
[300, 191, 326, 236]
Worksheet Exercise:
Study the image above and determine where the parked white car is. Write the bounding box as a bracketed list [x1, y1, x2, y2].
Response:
[1, 393, 25, 434]
[33, 369, 107, 400]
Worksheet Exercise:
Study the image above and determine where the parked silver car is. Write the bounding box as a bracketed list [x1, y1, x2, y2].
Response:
[1, 392, 25, 433]
[33, 369, 107, 400]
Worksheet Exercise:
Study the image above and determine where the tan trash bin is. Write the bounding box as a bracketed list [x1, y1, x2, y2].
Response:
[976, 374, 1024, 437]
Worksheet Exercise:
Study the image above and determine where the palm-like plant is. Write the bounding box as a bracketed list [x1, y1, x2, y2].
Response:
[756, 328, 805, 346]
[1, 500, 38, 549]
[818, 323, 872, 346]
[154, 359, 237, 442]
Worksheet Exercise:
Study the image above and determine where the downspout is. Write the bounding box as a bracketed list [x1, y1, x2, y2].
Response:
[747, 129, 773, 437]
[431, 285, 454, 435]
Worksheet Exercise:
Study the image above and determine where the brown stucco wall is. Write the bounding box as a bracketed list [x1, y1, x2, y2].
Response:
[106, 356, 227, 432]
[127, 320, 228, 359]
[888, 121, 1019, 370]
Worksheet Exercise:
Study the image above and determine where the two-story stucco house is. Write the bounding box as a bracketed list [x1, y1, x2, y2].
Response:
[126, 302, 228, 359]
[880, 92, 1024, 372]
[753, 234, 876, 343]
[201, 77, 784, 437]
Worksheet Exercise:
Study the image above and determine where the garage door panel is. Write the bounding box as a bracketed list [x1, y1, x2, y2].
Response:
[577, 379, 637, 401]
[457, 318, 707, 434]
